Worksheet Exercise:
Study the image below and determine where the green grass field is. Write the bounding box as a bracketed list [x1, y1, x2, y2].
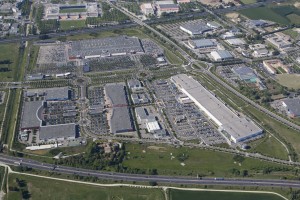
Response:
[276, 74, 300, 89]
[0, 167, 6, 192]
[123, 143, 293, 178]
[249, 135, 288, 160]
[239, 5, 300, 25]
[59, 8, 86, 13]
[240, 0, 257, 5]
[7, 174, 164, 200]
[239, 7, 290, 25]
[282, 29, 299, 39]
[0, 43, 20, 82]
[169, 189, 285, 200]
[59, 20, 86, 31]
[287, 13, 300, 25]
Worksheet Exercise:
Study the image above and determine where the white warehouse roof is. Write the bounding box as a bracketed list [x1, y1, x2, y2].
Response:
[171, 74, 263, 143]
[146, 120, 160, 132]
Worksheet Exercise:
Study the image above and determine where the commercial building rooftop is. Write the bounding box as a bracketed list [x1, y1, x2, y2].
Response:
[210, 50, 233, 61]
[68, 36, 144, 58]
[25, 87, 70, 101]
[104, 83, 128, 106]
[283, 99, 300, 117]
[110, 107, 134, 134]
[232, 66, 257, 82]
[171, 74, 263, 143]
[180, 22, 212, 35]
[21, 101, 43, 129]
[39, 123, 78, 141]
[189, 39, 216, 49]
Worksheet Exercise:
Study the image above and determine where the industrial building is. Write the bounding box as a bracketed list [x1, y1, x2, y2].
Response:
[232, 66, 258, 83]
[135, 107, 161, 133]
[39, 124, 78, 143]
[20, 87, 79, 144]
[188, 39, 217, 49]
[155, 1, 179, 16]
[25, 87, 71, 101]
[44, 2, 99, 20]
[210, 50, 234, 61]
[127, 79, 143, 91]
[140, 3, 154, 15]
[156, 4, 179, 16]
[207, 21, 221, 29]
[282, 99, 300, 118]
[171, 74, 263, 143]
[104, 83, 135, 134]
[20, 101, 44, 131]
[225, 38, 246, 46]
[180, 22, 212, 36]
[267, 36, 292, 51]
[68, 36, 144, 59]
[263, 59, 290, 74]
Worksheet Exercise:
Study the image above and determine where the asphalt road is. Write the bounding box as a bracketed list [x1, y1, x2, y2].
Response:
[1, 154, 300, 188]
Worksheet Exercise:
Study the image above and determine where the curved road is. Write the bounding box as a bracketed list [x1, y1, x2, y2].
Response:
[1, 154, 300, 188]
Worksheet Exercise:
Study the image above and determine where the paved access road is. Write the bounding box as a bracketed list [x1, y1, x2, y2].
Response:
[1, 154, 300, 188]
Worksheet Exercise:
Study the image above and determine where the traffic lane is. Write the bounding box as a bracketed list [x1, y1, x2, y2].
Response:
[1, 154, 300, 183]
[1, 155, 300, 188]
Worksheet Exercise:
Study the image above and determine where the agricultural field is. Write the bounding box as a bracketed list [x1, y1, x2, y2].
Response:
[276, 74, 300, 90]
[169, 189, 285, 200]
[59, 20, 86, 31]
[0, 43, 20, 82]
[123, 143, 294, 178]
[7, 174, 164, 200]
[239, 5, 300, 25]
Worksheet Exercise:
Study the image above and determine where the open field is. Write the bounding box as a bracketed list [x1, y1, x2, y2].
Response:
[249, 135, 288, 160]
[123, 143, 294, 178]
[7, 174, 164, 200]
[239, 5, 300, 25]
[276, 74, 300, 90]
[59, 8, 86, 13]
[287, 13, 300, 24]
[0, 43, 20, 82]
[240, 0, 257, 4]
[239, 7, 289, 25]
[59, 20, 86, 31]
[282, 29, 299, 39]
[169, 189, 285, 200]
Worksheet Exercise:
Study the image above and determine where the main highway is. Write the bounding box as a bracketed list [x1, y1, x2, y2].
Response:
[1, 154, 300, 188]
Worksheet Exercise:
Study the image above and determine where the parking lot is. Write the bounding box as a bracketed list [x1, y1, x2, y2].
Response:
[43, 101, 79, 125]
[87, 87, 108, 135]
[88, 55, 136, 72]
[151, 79, 226, 145]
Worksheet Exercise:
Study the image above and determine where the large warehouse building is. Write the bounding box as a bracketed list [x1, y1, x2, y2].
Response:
[171, 74, 263, 143]
[180, 22, 212, 36]
[104, 83, 135, 134]
[68, 36, 144, 59]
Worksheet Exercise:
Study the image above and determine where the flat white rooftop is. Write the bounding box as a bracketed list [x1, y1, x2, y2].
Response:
[171, 74, 263, 143]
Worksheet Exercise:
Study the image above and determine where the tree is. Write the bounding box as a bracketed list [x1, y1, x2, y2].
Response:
[149, 181, 157, 186]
